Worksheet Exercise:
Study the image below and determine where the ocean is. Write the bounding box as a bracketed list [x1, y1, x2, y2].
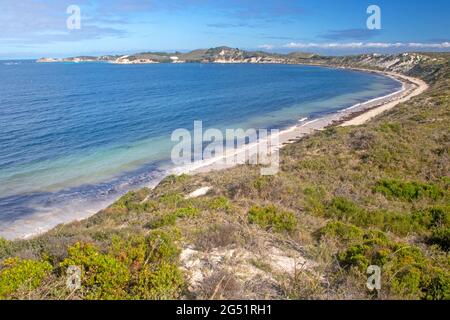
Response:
[0, 61, 401, 238]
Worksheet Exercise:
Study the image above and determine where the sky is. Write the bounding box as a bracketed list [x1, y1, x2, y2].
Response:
[0, 0, 449, 59]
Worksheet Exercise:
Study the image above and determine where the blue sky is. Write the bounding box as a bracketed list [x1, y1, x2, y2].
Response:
[1, 0, 449, 59]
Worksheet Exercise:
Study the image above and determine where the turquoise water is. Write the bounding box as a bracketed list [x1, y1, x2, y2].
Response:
[0, 61, 401, 237]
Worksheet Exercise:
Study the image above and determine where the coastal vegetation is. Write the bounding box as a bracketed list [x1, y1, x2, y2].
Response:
[1, 52, 449, 300]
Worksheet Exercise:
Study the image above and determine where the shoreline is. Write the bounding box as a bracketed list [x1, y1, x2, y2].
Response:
[188, 68, 428, 174]
[1, 66, 429, 240]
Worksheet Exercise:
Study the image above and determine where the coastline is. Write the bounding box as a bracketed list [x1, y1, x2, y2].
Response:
[188, 68, 428, 174]
[1, 66, 429, 240]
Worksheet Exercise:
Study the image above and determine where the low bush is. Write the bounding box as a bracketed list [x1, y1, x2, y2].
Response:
[428, 227, 450, 251]
[373, 179, 445, 201]
[112, 189, 151, 212]
[208, 196, 231, 211]
[325, 197, 445, 236]
[248, 205, 297, 233]
[0, 258, 52, 299]
[60, 242, 130, 300]
[110, 235, 184, 299]
[158, 192, 184, 207]
[174, 206, 200, 218]
[146, 213, 178, 229]
[133, 261, 184, 299]
[337, 234, 450, 299]
[146, 230, 181, 264]
[317, 221, 365, 244]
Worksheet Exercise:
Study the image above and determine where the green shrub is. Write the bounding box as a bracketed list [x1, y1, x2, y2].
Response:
[377, 122, 402, 134]
[248, 205, 297, 233]
[424, 270, 450, 300]
[338, 243, 371, 270]
[253, 176, 273, 192]
[109, 234, 184, 300]
[208, 196, 231, 211]
[327, 197, 363, 221]
[337, 235, 450, 299]
[133, 262, 184, 299]
[111, 189, 154, 213]
[428, 227, 450, 251]
[158, 192, 184, 207]
[0, 258, 52, 298]
[146, 206, 200, 229]
[0, 237, 9, 258]
[146, 213, 178, 229]
[326, 197, 440, 236]
[428, 206, 450, 228]
[60, 242, 130, 300]
[303, 187, 325, 216]
[146, 230, 181, 264]
[110, 236, 147, 268]
[174, 206, 200, 218]
[373, 179, 445, 201]
[317, 221, 365, 244]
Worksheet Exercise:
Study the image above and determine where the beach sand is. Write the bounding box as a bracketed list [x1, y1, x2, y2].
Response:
[190, 69, 428, 174]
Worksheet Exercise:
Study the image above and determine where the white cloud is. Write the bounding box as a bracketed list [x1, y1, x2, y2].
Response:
[281, 42, 450, 49]
[258, 44, 274, 50]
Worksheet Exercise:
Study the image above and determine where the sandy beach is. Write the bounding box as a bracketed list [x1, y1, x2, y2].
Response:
[189, 68, 429, 174]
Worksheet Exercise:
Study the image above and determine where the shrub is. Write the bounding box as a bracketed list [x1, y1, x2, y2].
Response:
[112, 189, 150, 212]
[428, 206, 450, 228]
[146, 206, 200, 229]
[253, 176, 273, 192]
[0, 237, 9, 258]
[373, 179, 445, 201]
[158, 192, 184, 207]
[208, 196, 231, 211]
[110, 235, 184, 300]
[133, 262, 184, 299]
[146, 230, 181, 264]
[327, 197, 363, 221]
[326, 197, 439, 236]
[146, 213, 178, 229]
[109, 189, 157, 216]
[60, 242, 130, 300]
[174, 206, 200, 218]
[424, 270, 450, 300]
[428, 227, 450, 251]
[317, 221, 365, 244]
[110, 236, 147, 268]
[0, 258, 52, 298]
[337, 235, 450, 299]
[303, 187, 326, 217]
[248, 205, 297, 233]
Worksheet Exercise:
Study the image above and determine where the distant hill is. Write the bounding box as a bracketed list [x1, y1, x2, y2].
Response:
[36, 48, 450, 79]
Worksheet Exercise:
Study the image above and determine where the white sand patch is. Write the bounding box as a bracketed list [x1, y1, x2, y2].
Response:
[180, 243, 318, 295]
[268, 247, 314, 275]
[185, 186, 212, 199]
